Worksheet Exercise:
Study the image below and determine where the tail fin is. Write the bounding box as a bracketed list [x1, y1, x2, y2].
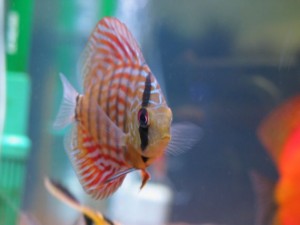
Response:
[53, 73, 78, 129]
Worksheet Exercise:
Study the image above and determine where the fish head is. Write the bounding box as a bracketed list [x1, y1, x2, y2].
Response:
[137, 105, 172, 161]
[126, 103, 172, 168]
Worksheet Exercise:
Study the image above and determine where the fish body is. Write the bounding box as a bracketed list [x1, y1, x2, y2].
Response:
[54, 17, 200, 199]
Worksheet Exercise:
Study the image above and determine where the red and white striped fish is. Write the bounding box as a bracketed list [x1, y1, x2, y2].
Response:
[54, 17, 200, 199]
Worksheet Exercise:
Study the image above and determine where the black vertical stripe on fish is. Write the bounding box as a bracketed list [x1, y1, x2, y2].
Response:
[139, 126, 148, 151]
[139, 71, 151, 151]
[142, 72, 151, 107]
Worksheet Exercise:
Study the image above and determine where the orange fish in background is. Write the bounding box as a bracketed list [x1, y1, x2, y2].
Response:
[257, 95, 300, 225]
[258, 95, 300, 164]
[275, 124, 300, 225]
[54, 17, 200, 199]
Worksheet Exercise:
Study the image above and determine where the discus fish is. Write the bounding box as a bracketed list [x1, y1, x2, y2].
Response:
[54, 17, 200, 199]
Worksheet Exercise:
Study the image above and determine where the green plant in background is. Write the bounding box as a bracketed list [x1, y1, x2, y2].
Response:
[5, 0, 33, 72]
[0, 0, 6, 156]
[0, 0, 33, 224]
[2, 0, 118, 224]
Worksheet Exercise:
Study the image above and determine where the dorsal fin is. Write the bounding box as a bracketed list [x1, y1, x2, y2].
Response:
[79, 17, 145, 90]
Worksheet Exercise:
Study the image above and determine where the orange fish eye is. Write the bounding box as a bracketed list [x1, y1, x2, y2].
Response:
[138, 108, 149, 128]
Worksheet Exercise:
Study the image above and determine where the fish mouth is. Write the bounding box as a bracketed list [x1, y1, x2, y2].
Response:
[162, 135, 171, 150]
[162, 135, 171, 142]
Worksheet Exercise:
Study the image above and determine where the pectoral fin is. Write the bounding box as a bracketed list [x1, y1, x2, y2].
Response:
[166, 122, 203, 156]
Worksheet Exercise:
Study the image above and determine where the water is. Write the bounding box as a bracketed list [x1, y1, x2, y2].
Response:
[2, 1, 300, 225]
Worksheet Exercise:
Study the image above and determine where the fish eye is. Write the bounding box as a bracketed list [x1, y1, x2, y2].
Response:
[138, 108, 149, 128]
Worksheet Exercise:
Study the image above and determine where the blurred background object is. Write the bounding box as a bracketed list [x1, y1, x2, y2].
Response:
[257, 95, 300, 225]
[2, 0, 300, 225]
[0, 0, 5, 151]
[0, 0, 33, 224]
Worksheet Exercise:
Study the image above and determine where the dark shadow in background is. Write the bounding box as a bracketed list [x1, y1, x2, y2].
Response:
[156, 22, 300, 225]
